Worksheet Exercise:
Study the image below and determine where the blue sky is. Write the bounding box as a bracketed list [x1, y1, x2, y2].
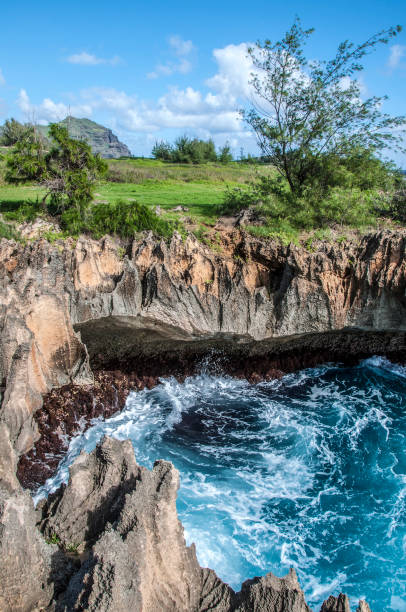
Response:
[0, 0, 405, 163]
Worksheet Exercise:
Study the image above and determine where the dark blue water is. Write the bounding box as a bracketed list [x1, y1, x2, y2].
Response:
[35, 357, 406, 611]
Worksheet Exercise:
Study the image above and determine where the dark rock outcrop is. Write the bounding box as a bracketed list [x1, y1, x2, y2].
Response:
[319, 594, 371, 612]
[233, 570, 311, 611]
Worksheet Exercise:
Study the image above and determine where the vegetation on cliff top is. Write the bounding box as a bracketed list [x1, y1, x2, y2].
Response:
[218, 19, 406, 242]
[0, 20, 405, 246]
[1, 125, 179, 240]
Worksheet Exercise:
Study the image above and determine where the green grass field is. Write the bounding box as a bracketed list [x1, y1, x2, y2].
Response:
[0, 157, 259, 227]
[106, 158, 257, 185]
[97, 182, 232, 224]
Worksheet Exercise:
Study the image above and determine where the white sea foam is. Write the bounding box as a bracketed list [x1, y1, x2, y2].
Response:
[33, 359, 406, 611]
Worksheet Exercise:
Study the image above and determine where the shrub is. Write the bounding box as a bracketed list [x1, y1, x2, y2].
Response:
[219, 186, 258, 215]
[2, 199, 43, 223]
[152, 140, 173, 161]
[0, 219, 20, 240]
[218, 143, 233, 164]
[61, 200, 180, 239]
[0, 118, 30, 146]
[388, 185, 406, 222]
[151, 135, 225, 164]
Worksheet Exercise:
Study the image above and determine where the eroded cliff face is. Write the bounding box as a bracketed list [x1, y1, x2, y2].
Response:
[1, 229, 405, 610]
[2, 229, 406, 455]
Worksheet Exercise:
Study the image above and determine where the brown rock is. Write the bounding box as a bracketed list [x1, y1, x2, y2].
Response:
[234, 569, 311, 611]
[320, 593, 351, 611]
[356, 602, 372, 612]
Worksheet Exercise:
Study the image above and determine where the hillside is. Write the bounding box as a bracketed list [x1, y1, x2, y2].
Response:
[37, 117, 132, 158]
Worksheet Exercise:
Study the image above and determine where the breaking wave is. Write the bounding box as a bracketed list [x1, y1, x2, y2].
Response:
[35, 356, 406, 611]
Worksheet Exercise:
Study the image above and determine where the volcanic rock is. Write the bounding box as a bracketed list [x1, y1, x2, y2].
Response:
[0, 229, 400, 610]
[321, 593, 351, 611]
[0, 485, 54, 611]
[36, 437, 319, 611]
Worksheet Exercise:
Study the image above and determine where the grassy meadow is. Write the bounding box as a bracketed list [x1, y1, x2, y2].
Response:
[0, 156, 259, 231]
[0, 151, 399, 246]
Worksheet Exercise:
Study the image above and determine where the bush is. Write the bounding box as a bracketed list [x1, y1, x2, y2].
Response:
[152, 135, 233, 164]
[2, 199, 43, 223]
[219, 186, 258, 215]
[388, 185, 406, 222]
[218, 148, 404, 242]
[0, 118, 29, 146]
[61, 200, 180, 239]
[171, 136, 217, 164]
[218, 143, 233, 164]
[0, 219, 19, 240]
[152, 140, 173, 161]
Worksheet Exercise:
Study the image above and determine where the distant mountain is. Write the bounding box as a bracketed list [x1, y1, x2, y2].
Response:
[37, 117, 132, 159]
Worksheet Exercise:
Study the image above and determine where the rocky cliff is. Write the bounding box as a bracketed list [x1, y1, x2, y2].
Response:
[1, 228, 405, 610]
[38, 117, 132, 158]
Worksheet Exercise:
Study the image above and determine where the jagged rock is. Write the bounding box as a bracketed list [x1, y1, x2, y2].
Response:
[37, 437, 318, 611]
[0, 230, 403, 609]
[216, 207, 265, 229]
[320, 593, 350, 611]
[320, 594, 372, 612]
[172, 205, 189, 212]
[18, 218, 61, 239]
[0, 485, 54, 611]
[36, 437, 142, 549]
[356, 600, 371, 612]
[233, 569, 311, 611]
[356, 602, 372, 612]
[2, 229, 406, 464]
[38, 437, 230, 611]
[3, 230, 406, 455]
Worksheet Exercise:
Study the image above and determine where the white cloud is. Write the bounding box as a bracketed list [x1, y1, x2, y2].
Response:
[147, 35, 194, 79]
[169, 35, 194, 56]
[206, 43, 254, 99]
[16, 40, 259, 154]
[388, 45, 406, 70]
[66, 52, 121, 66]
[74, 85, 243, 134]
[17, 89, 92, 123]
[0, 69, 5, 86]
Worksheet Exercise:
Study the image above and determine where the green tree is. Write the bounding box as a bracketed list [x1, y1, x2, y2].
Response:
[218, 142, 233, 163]
[43, 124, 107, 213]
[5, 125, 47, 183]
[0, 118, 31, 146]
[151, 135, 219, 163]
[152, 140, 173, 161]
[6, 123, 107, 214]
[243, 20, 405, 197]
